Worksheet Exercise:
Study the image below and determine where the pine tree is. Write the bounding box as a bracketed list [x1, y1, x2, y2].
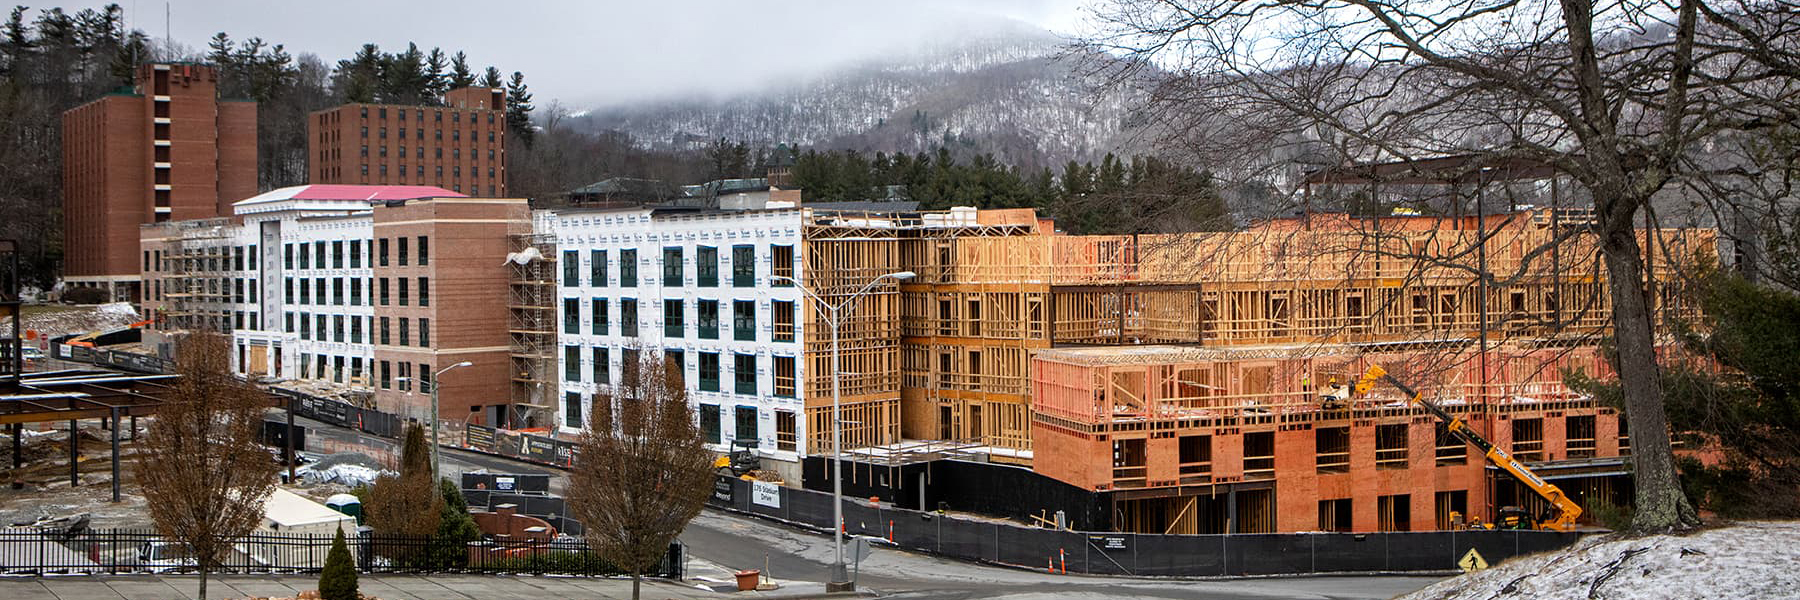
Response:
[424, 47, 448, 103]
[318, 527, 358, 600]
[505, 70, 534, 147]
[448, 51, 474, 89]
[480, 65, 502, 88]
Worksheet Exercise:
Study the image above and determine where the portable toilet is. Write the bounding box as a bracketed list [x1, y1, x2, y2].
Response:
[325, 493, 363, 525]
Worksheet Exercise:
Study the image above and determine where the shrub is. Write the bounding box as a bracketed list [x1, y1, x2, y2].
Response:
[318, 527, 358, 600]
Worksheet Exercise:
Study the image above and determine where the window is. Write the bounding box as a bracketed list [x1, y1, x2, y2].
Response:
[663, 246, 683, 286]
[733, 300, 757, 341]
[732, 245, 755, 287]
[1316, 427, 1350, 474]
[379, 317, 390, 345]
[398, 318, 410, 346]
[419, 318, 431, 346]
[622, 349, 640, 383]
[398, 277, 409, 306]
[417, 236, 429, 265]
[620, 249, 637, 287]
[664, 299, 683, 338]
[332, 241, 344, 268]
[1178, 435, 1212, 482]
[378, 238, 389, 266]
[590, 250, 607, 286]
[1379, 494, 1412, 532]
[565, 346, 581, 381]
[665, 350, 685, 385]
[773, 356, 796, 397]
[333, 315, 345, 342]
[696, 246, 718, 287]
[1243, 432, 1275, 479]
[771, 245, 794, 286]
[1511, 418, 1545, 462]
[418, 277, 429, 306]
[350, 316, 363, 344]
[734, 354, 757, 395]
[1318, 499, 1352, 532]
[621, 299, 638, 337]
[699, 352, 721, 392]
[564, 299, 580, 333]
[332, 278, 344, 305]
[1436, 490, 1469, 530]
[315, 242, 326, 269]
[734, 406, 758, 443]
[397, 237, 409, 266]
[379, 278, 390, 305]
[698, 300, 719, 339]
[773, 300, 795, 342]
[775, 410, 796, 452]
[1112, 438, 1147, 486]
[298, 313, 311, 340]
[563, 250, 579, 286]
[379, 361, 390, 389]
[1435, 422, 1468, 465]
[284, 243, 294, 269]
[565, 392, 583, 428]
[593, 347, 609, 386]
[701, 405, 722, 444]
[1567, 415, 1597, 459]
[1377, 424, 1409, 469]
[349, 277, 362, 305]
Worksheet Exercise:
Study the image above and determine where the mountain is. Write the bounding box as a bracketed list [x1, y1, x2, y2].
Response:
[568, 19, 1138, 169]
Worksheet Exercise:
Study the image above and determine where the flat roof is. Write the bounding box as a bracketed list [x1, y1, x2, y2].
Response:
[263, 488, 355, 529]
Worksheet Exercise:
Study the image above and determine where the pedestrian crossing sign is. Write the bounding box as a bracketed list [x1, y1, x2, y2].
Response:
[1458, 548, 1489, 572]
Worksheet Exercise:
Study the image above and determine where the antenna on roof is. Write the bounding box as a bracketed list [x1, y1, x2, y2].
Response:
[164, 2, 171, 52]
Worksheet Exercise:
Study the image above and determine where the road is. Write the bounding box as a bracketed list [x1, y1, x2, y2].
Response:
[292, 413, 1442, 599]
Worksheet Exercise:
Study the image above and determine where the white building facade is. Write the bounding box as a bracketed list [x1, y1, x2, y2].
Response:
[553, 207, 809, 475]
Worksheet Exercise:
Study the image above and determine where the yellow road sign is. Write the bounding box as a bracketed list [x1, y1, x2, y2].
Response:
[1458, 548, 1489, 572]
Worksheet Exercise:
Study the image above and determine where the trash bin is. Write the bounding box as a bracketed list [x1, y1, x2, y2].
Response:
[734, 570, 761, 591]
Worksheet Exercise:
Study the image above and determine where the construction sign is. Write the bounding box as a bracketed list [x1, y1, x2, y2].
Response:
[1458, 548, 1489, 572]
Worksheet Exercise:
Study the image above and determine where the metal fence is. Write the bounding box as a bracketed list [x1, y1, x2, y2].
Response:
[708, 476, 1582, 576]
[0, 528, 681, 578]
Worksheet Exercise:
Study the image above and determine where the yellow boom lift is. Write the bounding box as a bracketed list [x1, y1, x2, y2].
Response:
[1323, 364, 1584, 531]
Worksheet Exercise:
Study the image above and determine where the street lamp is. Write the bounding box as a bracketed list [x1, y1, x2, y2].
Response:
[770, 269, 914, 592]
[396, 360, 474, 482]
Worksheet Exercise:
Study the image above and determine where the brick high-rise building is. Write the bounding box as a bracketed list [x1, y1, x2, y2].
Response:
[62, 62, 258, 301]
[308, 87, 508, 197]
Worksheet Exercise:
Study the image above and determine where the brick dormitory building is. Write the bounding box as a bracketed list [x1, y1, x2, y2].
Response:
[138, 169, 1720, 534]
[63, 62, 257, 302]
[308, 86, 508, 197]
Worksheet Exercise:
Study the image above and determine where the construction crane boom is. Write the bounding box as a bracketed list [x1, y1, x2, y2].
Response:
[1339, 364, 1583, 531]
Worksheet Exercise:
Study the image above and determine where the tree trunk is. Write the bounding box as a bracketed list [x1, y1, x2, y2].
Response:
[1599, 222, 1701, 531]
[631, 572, 641, 600]
[198, 569, 208, 600]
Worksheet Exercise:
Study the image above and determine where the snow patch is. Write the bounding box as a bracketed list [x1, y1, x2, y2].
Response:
[1400, 521, 1800, 600]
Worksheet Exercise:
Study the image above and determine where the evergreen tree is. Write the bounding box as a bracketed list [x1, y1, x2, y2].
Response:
[334, 43, 381, 103]
[317, 527, 358, 600]
[505, 70, 533, 146]
[423, 47, 448, 102]
[448, 51, 474, 89]
[480, 65, 502, 88]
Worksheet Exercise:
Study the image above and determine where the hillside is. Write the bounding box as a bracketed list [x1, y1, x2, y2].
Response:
[570, 19, 1138, 169]
[1401, 521, 1800, 600]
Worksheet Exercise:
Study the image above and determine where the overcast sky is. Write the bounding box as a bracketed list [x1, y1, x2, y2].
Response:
[72, 0, 1089, 107]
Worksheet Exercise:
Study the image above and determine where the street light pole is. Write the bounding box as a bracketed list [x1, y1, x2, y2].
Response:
[403, 361, 474, 484]
[773, 270, 914, 593]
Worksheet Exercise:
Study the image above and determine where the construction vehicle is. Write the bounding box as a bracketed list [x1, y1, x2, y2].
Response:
[1322, 364, 1584, 531]
[714, 438, 761, 478]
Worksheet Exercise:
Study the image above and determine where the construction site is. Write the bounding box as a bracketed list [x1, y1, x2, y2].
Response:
[792, 158, 1719, 536]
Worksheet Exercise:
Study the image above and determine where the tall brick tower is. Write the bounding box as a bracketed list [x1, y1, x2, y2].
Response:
[62, 62, 258, 302]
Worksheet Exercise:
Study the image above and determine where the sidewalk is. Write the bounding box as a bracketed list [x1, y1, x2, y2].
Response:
[0, 573, 849, 600]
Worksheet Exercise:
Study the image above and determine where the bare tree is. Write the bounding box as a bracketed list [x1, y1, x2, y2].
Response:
[1082, 0, 1800, 532]
[567, 351, 713, 600]
[135, 332, 278, 600]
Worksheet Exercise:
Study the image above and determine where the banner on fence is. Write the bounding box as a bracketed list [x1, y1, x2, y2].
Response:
[752, 481, 781, 509]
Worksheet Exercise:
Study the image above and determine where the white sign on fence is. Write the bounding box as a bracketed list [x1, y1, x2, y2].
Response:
[752, 481, 781, 509]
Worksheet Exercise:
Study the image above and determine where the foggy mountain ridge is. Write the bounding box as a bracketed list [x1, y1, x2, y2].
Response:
[569, 21, 1140, 169]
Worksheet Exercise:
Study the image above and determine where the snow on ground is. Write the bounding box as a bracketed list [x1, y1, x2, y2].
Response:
[1401, 521, 1800, 600]
[2, 302, 142, 338]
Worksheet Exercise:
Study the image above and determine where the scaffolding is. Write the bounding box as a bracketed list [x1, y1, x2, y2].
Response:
[507, 227, 557, 427]
[154, 218, 236, 332]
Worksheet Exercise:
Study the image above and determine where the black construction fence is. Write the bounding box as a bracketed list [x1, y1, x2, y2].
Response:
[0, 528, 680, 577]
[464, 424, 578, 469]
[457, 473, 583, 536]
[712, 475, 1581, 576]
[278, 388, 404, 439]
